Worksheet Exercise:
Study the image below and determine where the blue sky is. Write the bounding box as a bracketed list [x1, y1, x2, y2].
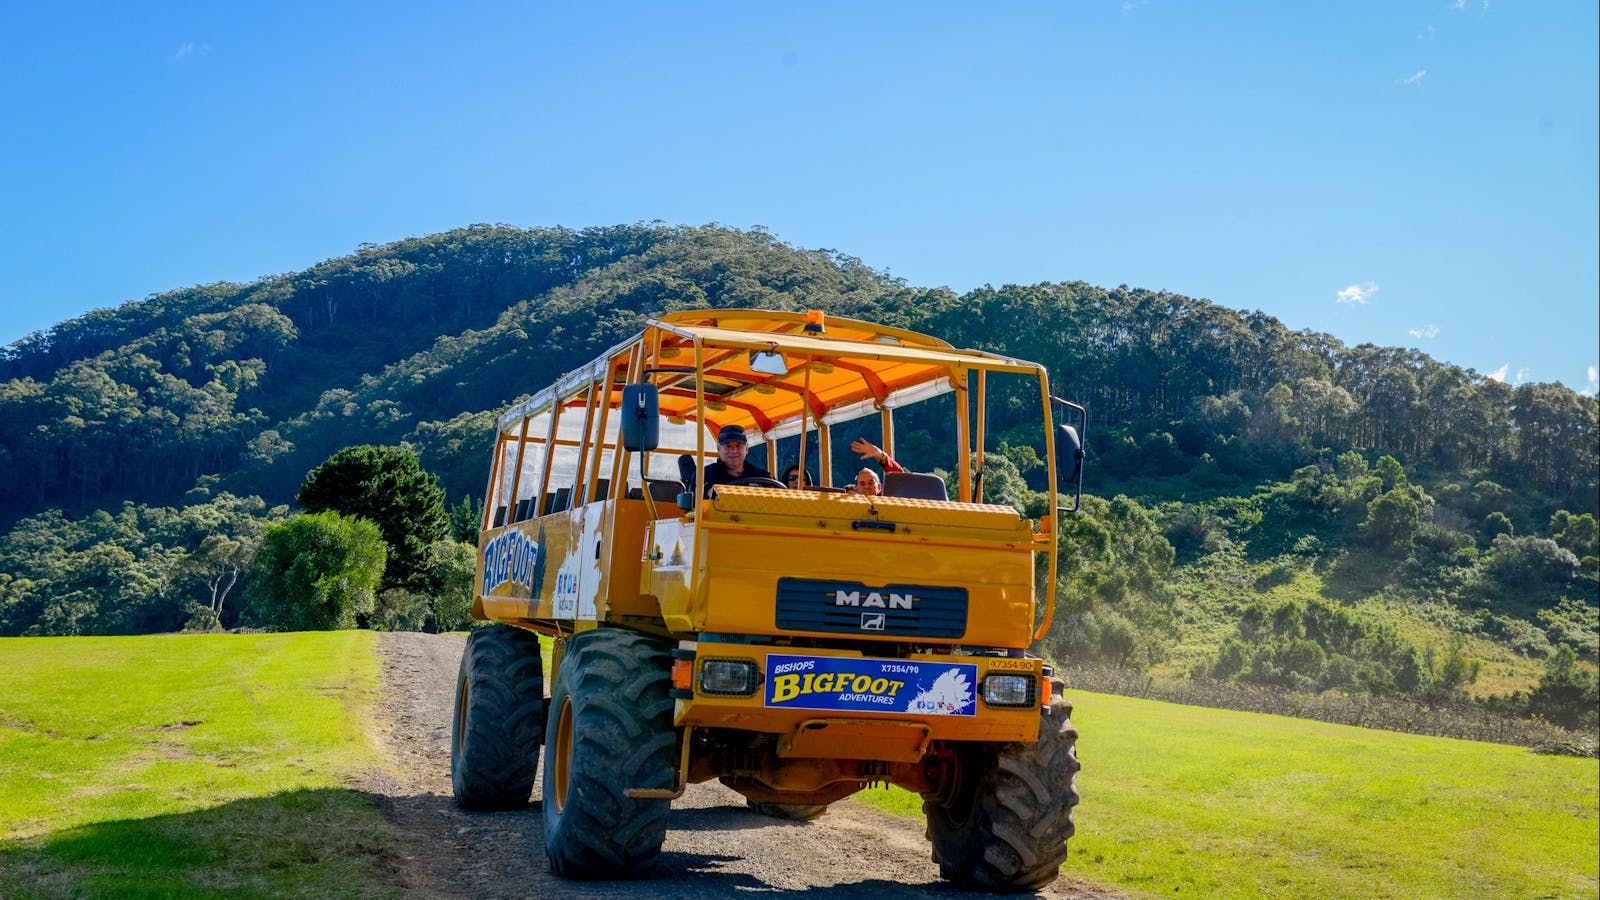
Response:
[2, 2, 1595, 392]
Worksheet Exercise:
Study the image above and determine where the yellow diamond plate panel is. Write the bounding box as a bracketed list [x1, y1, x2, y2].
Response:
[705, 485, 1031, 535]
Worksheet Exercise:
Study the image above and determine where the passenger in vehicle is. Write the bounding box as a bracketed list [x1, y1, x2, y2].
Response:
[848, 469, 884, 496]
[702, 424, 772, 497]
[781, 465, 813, 488]
[850, 437, 905, 474]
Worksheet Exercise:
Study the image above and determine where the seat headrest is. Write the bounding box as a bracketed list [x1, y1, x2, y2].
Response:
[883, 471, 948, 501]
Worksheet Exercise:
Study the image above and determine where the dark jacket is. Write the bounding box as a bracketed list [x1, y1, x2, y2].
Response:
[703, 460, 772, 497]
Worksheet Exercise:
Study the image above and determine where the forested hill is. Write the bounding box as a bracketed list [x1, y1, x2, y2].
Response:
[2, 224, 1595, 731]
[4, 223, 1593, 523]
[0, 225, 907, 518]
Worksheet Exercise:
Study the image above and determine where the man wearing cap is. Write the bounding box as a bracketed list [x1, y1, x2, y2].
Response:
[703, 424, 772, 497]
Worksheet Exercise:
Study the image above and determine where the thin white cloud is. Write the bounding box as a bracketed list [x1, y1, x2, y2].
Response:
[1398, 70, 1427, 86]
[1514, 367, 1530, 384]
[1335, 282, 1380, 305]
[1584, 365, 1598, 396]
[1487, 364, 1509, 383]
[1121, 0, 1148, 12]
[1419, 25, 1436, 40]
[1409, 325, 1440, 339]
[171, 42, 212, 62]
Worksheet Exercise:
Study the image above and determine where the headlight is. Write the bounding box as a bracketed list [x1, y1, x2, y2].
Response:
[981, 673, 1035, 707]
[699, 658, 760, 696]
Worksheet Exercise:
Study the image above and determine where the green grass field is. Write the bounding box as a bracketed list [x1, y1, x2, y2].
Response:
[863, 690, 1599, 898]
[0, 632, 399, 898]
[2, 633, 1594, 898]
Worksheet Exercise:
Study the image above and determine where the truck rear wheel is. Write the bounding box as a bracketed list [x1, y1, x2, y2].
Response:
[542, 628, 677, 879]
[451, 625, 546, 811]
[923, 678, 1080, 892]
[746, 799, 829, 822]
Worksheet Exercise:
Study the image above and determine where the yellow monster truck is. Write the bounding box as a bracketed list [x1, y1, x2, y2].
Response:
[452, 309, 1086, 891]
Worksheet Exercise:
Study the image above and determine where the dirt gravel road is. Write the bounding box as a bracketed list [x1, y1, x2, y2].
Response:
[361, 631, 1123, 899]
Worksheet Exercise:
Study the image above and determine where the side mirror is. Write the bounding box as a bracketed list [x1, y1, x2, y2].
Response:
[1057, 424, 1083, 484]
[621, 383, 659, 452]
[1050, 395, 1087, 514]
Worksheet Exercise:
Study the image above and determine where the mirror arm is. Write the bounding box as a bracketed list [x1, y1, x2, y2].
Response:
[1050, 396, 1088, 515]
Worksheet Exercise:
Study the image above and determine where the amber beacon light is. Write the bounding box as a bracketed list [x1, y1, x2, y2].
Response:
[804, 309, 826, 334]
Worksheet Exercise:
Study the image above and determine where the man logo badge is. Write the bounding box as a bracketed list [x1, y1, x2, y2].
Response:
[861, 612, 886, 631]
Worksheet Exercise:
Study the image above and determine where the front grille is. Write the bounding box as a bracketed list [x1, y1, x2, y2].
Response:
[774, 577, 967, 639]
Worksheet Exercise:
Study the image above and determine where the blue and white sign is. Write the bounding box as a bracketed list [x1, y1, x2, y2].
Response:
[481, 529, 540, 595]
[764, 654, 976, 716]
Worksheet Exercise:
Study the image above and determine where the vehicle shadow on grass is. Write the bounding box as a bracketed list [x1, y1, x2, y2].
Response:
[0, 787, 407, 899]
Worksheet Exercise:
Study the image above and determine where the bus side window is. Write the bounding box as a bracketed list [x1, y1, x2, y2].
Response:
[545, 438, 580, 516]
[487, 436, 518, 529]
[510, 412, 549, 522]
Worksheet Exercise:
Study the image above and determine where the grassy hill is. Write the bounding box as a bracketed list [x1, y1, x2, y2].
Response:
[2, 633, 1593, 898]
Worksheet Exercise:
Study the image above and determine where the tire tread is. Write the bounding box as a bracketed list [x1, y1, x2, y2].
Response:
[924, 677, 1081, 892]
[451, 625, 546, 811]
[543, 629, 677, 879]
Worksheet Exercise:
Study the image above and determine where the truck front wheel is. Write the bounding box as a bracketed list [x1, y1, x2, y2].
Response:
[450, 625, 546, 811]
[923, 678, 1080, 892]
[542, 628, 677, 879]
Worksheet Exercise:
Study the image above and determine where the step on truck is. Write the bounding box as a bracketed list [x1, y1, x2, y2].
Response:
[454, 308, 1087, 891]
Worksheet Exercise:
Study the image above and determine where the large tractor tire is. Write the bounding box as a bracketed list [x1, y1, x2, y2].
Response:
[924, 677, 1080, 893]
[542, 628, 677, 879]
[451, 624, 546, 811]
[746, 798, 829, 822]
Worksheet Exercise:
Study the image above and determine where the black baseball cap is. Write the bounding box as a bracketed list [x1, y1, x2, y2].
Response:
[717, 424, 749, 445]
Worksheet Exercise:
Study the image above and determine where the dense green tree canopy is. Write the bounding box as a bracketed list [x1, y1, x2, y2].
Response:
[0, 493, 280, 636]
[1362, 489, 1422, 554]
[1, 224, 1592, 526]
[242, 511, 385, 631]
[296, 445, 447, 590]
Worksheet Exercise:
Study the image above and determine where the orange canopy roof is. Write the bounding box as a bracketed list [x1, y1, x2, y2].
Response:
[499, 309, 1043, 441]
